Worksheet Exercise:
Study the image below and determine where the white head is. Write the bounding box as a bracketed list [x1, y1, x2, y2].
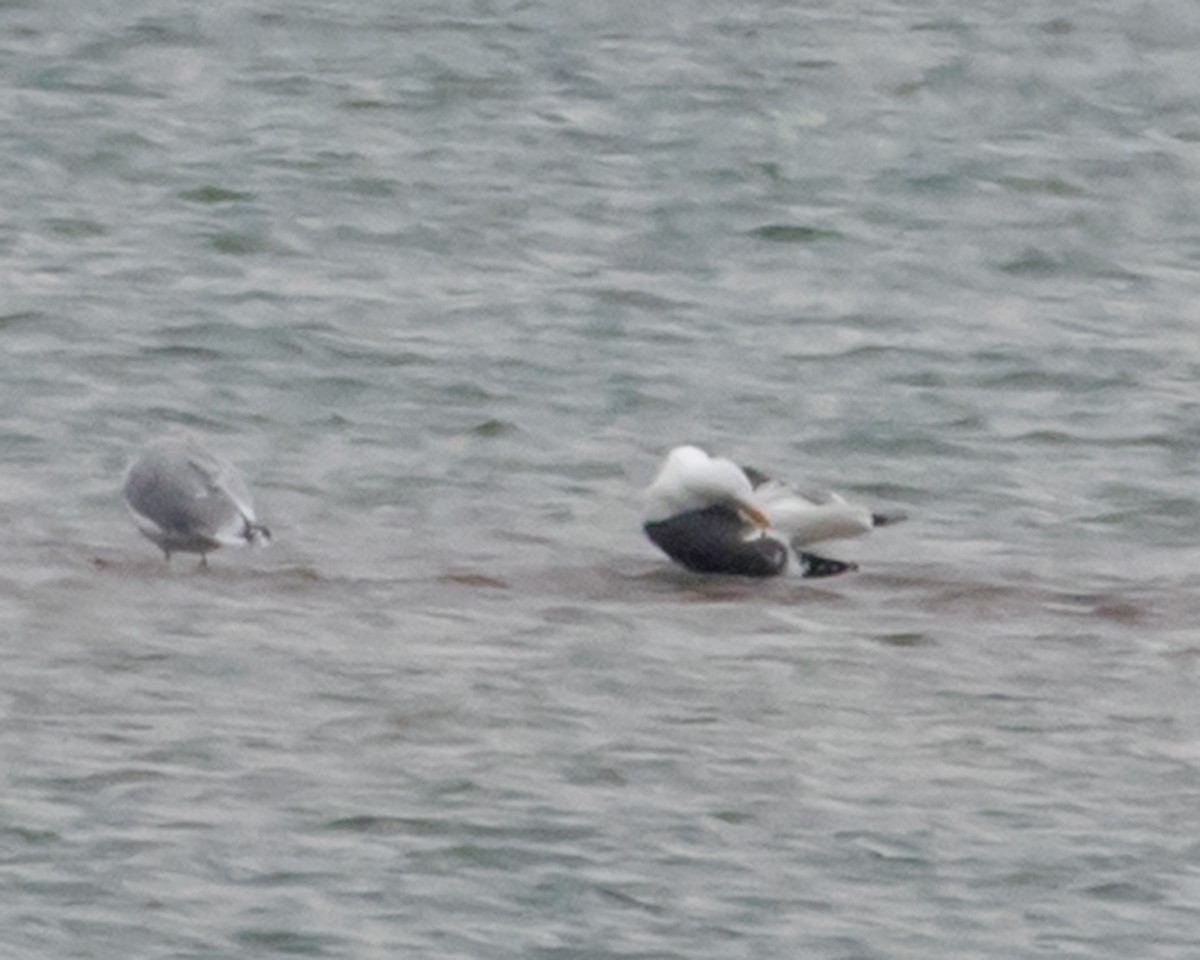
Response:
[643, 445, 769, 527]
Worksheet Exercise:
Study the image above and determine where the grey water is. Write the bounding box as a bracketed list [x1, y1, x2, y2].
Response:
[3, 1, 1200, 957]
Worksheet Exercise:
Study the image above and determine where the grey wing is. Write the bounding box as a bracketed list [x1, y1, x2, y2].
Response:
[186, 447, 257, 517]
[122, 453, 216, 537]
[124, 443, 240, 538]
[179, 449, 260, 542]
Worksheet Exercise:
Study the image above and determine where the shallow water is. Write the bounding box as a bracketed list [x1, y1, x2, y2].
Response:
[3, 1, 1200, 957]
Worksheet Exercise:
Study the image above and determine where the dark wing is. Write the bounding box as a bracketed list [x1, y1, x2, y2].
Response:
[645, 505, 787, 577]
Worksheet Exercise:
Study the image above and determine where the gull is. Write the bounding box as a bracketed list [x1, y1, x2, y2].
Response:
[122, 435, 271, 566]
[643, 444, 903, 578]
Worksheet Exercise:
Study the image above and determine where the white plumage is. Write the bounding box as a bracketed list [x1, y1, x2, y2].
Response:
[643, 445, 766, 526]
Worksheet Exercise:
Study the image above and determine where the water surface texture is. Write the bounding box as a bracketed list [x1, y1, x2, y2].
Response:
[3, 2, 1200, 957]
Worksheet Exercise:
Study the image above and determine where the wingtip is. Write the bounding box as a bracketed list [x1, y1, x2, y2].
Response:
[797, 553, 858, 578]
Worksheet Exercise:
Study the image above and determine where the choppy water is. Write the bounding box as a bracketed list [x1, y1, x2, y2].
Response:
[4, 1, 1200, 957]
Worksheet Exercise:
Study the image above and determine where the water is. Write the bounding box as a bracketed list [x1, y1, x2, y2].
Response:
[3, 1, 1200, 956]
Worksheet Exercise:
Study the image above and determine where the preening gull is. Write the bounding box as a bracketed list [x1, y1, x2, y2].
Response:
[642, 445, 902, 578]
[122, 436, 271, 566]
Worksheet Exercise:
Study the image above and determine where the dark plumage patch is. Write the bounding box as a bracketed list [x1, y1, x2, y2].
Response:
[644, 505, 788, 577]
[796, 553, 858, 578]
[741, 465, 772, 489]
